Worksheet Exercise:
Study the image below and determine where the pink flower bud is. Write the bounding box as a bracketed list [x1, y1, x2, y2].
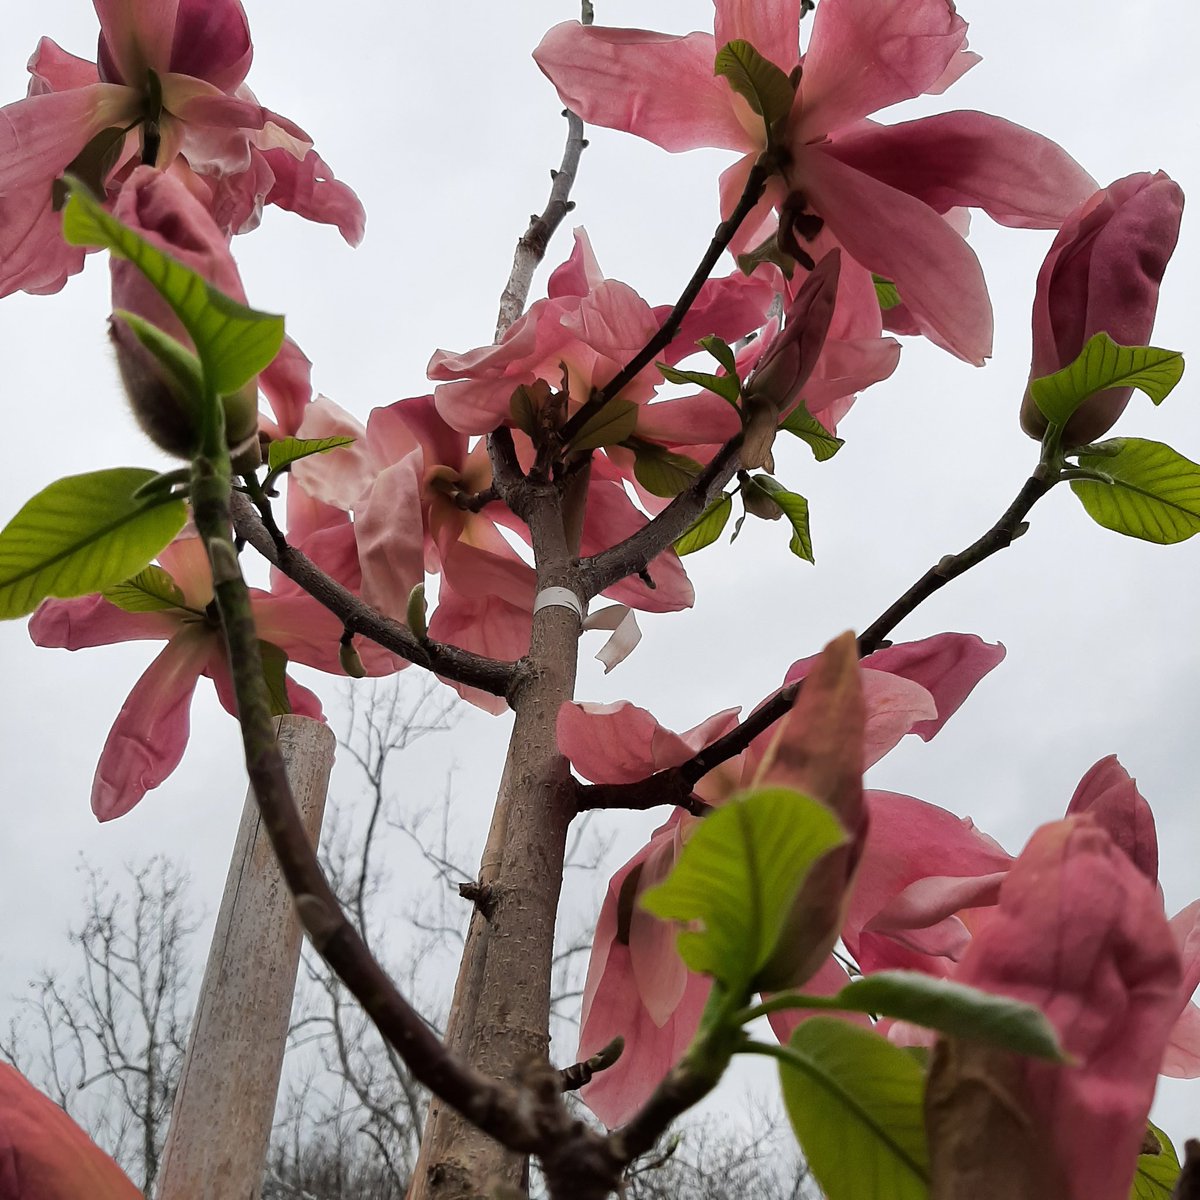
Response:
[1021, 172, 1184, 446]
[109, 166, 260, 461]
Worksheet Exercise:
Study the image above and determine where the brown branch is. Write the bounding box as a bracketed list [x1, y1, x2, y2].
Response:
[559, 1036, 625, 1093]
[577, 436, 743, 600]
[230, 491, 516, 698]
[577, 467, 1059, 814]
[558, 160, 770, 444]
[495, 105, 589, 341]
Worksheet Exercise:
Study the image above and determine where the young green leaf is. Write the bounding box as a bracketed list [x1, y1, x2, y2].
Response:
[1132, 1124, 1181, 1200]
[674, 493, 733, 555]
[568, 397, 639, 452]
[640, 787, 845, 995]
[113, 310, 206, 409]
[258, 641, 293, 717]
[102, 564, 187, 614]
[777, 1018, 929, 1200]
[698, 335, 738, 377]
[657, 363, 741, 405]
[633, 445, 704, 498]
[872, 274, 902, 310]
[713, 40, 796, 130]
[1072, 438, 1200, 543]
[62, 184, 285, 397]
[779, 405, 844, 462]
[0, 469, 187, 621]
[1030, 332, 1184, 427]
[752, 475, 814, 561]
[266, 435, 357, 475]
[758, 970, 1064, 1061]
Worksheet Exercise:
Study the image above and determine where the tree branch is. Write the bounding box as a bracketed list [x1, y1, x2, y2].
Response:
[577, 466, 1059, 814]
[558, 160, 770, 445]
[230, 491, 517, 698]
[577, 436, 743, 600]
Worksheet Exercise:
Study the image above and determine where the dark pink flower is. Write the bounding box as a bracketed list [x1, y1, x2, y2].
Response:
[1020, 172, 1185, 445]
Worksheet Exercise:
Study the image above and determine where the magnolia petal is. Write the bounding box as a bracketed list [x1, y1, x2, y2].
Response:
[714, 0, 802, 72]
[825, 111, 1097, 230]
[259, 145, 365, 246]
[427, 586, 529, 714]
[168, 0, 254, 93]
[547, 227, 606, 300]
[27, 37, 102, 93]
[290, 396, 372, 510]
[799, 146, 993, 365]
[29, 595, 178, 649]
[258, 336, 314, 437]
[0, 1063, 141, 1197]
[534, 23, 753, 153]
[1065, 756, 1158, 883]
[95, 0, 180, 83]
[798, 0, 971, 137]
[90, 629, 211, 820]
[355, 458, 427, 622]
[765, 954, 870, 1044]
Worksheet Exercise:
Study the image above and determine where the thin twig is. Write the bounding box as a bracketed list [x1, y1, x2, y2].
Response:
[230, 491, 517, 698]
[559, 1036, 624, 1093]
[558, 161, 770, 444]
[577, 467, 1059, 813]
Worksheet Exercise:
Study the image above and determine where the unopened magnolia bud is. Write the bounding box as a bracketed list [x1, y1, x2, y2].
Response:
[110, 318, 201, 458]
[406, 582, 428, 640]
[741, 474, 784, 520]
[339, 638, 367, 679]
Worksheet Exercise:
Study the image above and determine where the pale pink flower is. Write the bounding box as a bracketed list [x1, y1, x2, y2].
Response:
[0, 0, 362, 298]
[535, 0, 1096, 365]
[29, 533, 398, 820]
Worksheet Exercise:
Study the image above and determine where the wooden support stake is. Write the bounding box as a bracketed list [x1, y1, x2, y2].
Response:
[157, 714, 335, 1199]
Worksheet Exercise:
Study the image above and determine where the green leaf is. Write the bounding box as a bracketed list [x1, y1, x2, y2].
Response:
[872, 274, 902, 310]
[1030, 332, 1184, 426]
[633, 445, 704, 498]
[0, 469, 187, 621]
[657, 362, 741, 405]
[568, 397, 639, 452]
[674, 494, 733, 556]
[766, 971, 1064, 1060]
[102, 564, 186, 613]
[698, 335, 738, 377]
[714, 40, 796, 129]
[62, 184, 284, 396]
[752, 476, 814, 562]
[267, 435, 356, 475]
[258, 641, 292, 717]
[779, 405, 844, 462]
[1132, 1124, 1181, 1200]
[777, 1018, 929, 1200]
[1072, 437, 1200, 543]
[640, 787, 845, 994]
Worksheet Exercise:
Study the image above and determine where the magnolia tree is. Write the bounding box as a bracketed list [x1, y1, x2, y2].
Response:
[0, 1, 1198, 1198]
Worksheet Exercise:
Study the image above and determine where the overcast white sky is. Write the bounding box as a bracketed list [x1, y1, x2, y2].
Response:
[1, 0, 1197, 1152]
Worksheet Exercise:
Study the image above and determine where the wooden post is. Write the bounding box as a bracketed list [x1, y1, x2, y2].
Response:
[157, 715, 335, 1199]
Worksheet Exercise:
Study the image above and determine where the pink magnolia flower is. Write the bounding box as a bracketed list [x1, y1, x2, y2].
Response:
[0, 1063, 140, 1198]
[428, 228, 773, 436]
[560, 630, 1003, 1125]
[929, 817, 1183, 1200]
[535, 0, 1096, 365]
[1020, 172, 1185, 446]
[28, 533, 398, 821]
[0, 0, 362, 299]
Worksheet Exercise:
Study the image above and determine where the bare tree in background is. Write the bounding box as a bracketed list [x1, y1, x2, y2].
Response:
[4, 680, 817, 1199]
[0, 857, 196, 1195]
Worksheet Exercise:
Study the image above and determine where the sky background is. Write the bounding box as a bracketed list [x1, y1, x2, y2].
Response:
[0, 0, 1197, 1154]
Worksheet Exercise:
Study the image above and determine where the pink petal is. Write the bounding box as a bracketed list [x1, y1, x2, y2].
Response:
[0, 1063, 141, 1197]
[427, 586, 530, 713]
[29, 594, 178, 648]
[259, 144, 365, 246]
[0, 189, 88, 298]
[636, 391, 742, 448]
[766, 955, 870, 1044]
[168, 0, 253, 93]
[0, 85, 137, 190]
[1163, 900, 1200, 1077]
[95, 0, 180, 82]
[355, 458, 427, 622]
[951, 818, 1183, 1200]
[825, 112, 1097, 230]
[534, 23, 754, 154]
[1065, 756, 1158, 883]
[90, 629, 211, 821]
[547, 228, 606, 300]
[714, 0, 802, 71]
[290, 397, 372, 510]
[799, 146, 993, 364]
[258, 337, 314, 437]
[862, 632, 1006, 741]
[27, 37, 101, 93]
[558, 700, 740, 786]
[866, 871, 1009, 948]
[157, 535, 216, 608]
[627, 829, 690, 1025]
[656, 270, 776, 367]
[797, 0, 972, 137]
